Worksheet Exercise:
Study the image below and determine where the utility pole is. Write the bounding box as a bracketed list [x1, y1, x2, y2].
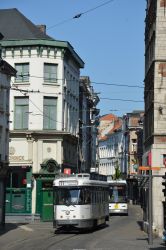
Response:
[162, 173, 166, 234]
[148, 167, 153, 245]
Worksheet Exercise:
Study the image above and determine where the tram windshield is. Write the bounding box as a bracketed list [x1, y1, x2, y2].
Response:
[109, 185, 127, 203]
[54, 187, 91, 205]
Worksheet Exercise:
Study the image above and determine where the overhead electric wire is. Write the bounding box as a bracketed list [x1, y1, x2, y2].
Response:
[16, 74, 144, 89]
[47, 0, 115, 30]
[15, 74, 166, 91]
[100, 97, 143, 103]
[10, 84, 144, 121]
[10, 83, 63, 124]
[91, 81, 144, 89]
[11, 86, 144, 103]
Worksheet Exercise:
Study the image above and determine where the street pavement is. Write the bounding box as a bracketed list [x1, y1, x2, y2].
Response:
[0, 205, 166, 250]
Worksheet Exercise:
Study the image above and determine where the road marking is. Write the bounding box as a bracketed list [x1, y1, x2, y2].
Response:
[18, 225, 34, 232]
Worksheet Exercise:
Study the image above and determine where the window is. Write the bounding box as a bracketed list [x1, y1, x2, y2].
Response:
[15, 63, 29, 83]
[6, 169, 28, 188]
[43, 97, 57, 129]
[14, 97, 29, 129]
[131, 139, 137, 152]
[44, 63, 57, 83]
[0, 127, 2, 160]
[0, 89, 3, 110]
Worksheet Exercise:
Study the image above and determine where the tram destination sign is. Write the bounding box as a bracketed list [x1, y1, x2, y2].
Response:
[59, 180, 78, 186]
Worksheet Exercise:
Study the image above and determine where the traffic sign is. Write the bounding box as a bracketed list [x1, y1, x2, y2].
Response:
[138, 166, 161, 171]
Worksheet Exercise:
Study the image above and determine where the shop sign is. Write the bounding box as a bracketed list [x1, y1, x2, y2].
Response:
[64, 168, 71, 175]
[9, 155, 24, 161]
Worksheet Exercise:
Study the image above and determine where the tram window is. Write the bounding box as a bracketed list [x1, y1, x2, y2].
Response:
[97, 190, 100, 203]
[70, 189, 79, 203]
[95, 190, 97, 203]
[109, 185, 127, 203]
[54, 188, 58, 204]
[56, 188, 80, 205]
[84, 190, 91, 204]
[103, 190, 105, 202]
[79, 189, 84, 204]
[101, 191, 103, 203]
[96, 191, 98, 203]
[91, 189, 95, 203]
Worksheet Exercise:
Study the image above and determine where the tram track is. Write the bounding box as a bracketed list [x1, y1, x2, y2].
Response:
[43, 233, 80, 250]
[1, 228, 81, 250]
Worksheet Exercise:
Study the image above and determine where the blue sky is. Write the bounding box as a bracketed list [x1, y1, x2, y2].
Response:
[1, 0, 146, 117]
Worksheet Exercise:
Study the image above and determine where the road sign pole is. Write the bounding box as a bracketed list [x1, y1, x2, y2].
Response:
[148, 167, 153, 245]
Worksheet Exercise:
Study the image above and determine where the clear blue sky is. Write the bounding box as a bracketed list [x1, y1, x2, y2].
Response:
[1, 0, 146, 117]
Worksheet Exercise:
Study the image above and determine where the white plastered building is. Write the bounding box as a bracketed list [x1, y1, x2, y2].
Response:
[0, 8, 84, 221]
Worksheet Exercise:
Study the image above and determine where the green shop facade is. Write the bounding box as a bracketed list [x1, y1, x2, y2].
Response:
[6, 159, 60, 221]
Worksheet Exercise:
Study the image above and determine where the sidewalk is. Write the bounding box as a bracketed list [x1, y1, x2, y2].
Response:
[129, 204, 166, 249]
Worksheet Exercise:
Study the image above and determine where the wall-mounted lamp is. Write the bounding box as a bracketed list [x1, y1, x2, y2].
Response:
[159, 106, 163, 114]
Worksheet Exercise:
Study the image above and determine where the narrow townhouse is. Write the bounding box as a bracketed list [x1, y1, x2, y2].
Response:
[0, 36, 16, 227]
[98, 114, 123, 178]
[79, 76, 100, 173]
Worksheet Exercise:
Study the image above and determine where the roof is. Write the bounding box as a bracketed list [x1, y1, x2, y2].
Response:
[0, 59, 16, 76]
[98, 114, 122, 141]
[100, 113, 117, 121]
[0, 8, 84, 68]
[0, 8, 53, 40]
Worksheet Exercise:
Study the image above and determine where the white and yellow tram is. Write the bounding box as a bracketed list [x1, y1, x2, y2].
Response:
[108, 180, 128, 215]
[53, 173, 109, 230]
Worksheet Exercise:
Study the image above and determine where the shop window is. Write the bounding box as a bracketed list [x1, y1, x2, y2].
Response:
[12, 171, 26, 188]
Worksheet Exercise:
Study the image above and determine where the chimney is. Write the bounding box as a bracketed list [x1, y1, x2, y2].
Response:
[36, 25, 46, 34]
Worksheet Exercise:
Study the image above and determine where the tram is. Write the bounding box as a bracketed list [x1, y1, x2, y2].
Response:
[108, 180, 128, 215]
[53, 173, 109, 230]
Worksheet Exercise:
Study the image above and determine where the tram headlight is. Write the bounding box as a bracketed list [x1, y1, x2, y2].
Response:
[66, 210, 70, 215]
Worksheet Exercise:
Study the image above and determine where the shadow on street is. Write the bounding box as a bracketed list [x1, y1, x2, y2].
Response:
[0, 223, 28, 236]
[149, 246, 166, 250]
[54, 223, 109, 235]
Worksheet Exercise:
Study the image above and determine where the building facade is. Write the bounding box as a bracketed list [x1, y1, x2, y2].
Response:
[98, 114, 123, 178]
[0, 57, 16, 227]
[143, 0, 166, 236]
[0, 8, 84, 221]
[122, 110, 144, 205]
[79, 76, 100, 173]
[122, 111, 144, 176]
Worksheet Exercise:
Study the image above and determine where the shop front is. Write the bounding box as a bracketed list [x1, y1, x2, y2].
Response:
[35, 158, 60, 221]
[5, 166, 32, 214]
